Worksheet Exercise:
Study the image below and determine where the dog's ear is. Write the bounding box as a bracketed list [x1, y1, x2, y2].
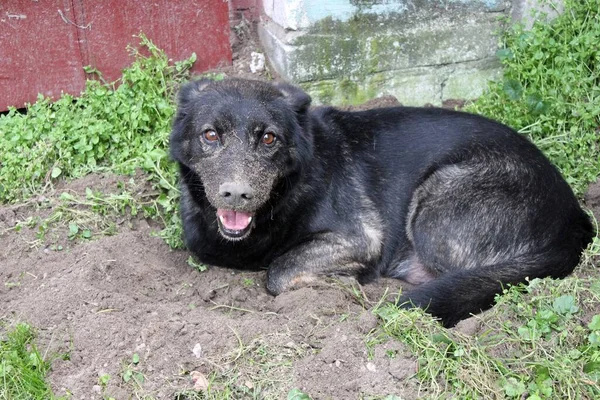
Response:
[275, 82, 312, 113]
[177, 78, 213, 107]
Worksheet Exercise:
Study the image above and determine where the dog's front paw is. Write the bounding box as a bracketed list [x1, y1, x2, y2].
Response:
[266, 268, 287, 295]
[266, 268, 317, 296]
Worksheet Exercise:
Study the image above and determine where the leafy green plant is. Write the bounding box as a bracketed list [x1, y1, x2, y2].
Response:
[242, 278, 256, 287]
[98, 373, 110, 387]
[287, 388, 312, 400]
[0, 33, 195, 248]
[467, 0, 600, 194]
[121, 353, 145, 387]
[187, 256, 208, 272]
[97, 373, 117, 400]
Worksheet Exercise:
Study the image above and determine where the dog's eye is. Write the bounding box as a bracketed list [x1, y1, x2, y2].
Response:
[261, 132, 276, 146]
[203, 129, 219, 143]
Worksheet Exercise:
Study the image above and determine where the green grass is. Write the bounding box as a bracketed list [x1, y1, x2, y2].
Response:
[0, 323, 57, 399]
[466, 0, 600, 195]
[370, 273, 600, 399]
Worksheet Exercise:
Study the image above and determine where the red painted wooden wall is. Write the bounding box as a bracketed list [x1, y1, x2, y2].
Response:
[0, 1, 232, 111]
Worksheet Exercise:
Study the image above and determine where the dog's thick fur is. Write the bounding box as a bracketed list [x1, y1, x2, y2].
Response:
[170, 78, 594, 327]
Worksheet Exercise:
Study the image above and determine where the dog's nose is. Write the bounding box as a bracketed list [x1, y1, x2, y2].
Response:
[219, 182, 254, 205]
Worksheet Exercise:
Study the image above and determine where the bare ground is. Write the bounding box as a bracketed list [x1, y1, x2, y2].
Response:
[0, 170, 419, 399]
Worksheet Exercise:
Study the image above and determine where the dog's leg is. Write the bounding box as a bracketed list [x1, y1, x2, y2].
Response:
[266, 233, 372, 295]
[389, 253, 437, 285]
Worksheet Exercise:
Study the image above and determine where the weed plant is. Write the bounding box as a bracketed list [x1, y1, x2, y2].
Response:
[0, 34, 194, 248]
[467, 0, 600, 194]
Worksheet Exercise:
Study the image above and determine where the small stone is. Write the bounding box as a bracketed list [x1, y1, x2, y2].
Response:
[192, 343, 203, 358]
[356, 311, 379, 334]
[366, 362, 376, 372]
[191, 371, 209, 391]
[250, 52, 265, 73]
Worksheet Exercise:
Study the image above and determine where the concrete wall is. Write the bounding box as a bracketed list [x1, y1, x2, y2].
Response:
[257, 0, 557, 106]
[511, 0, 563, 28]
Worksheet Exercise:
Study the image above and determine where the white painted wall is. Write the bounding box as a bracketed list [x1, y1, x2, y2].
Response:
[262, 0, 508, 30]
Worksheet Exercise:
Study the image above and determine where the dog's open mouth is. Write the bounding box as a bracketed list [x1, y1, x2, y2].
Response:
[216, 209, 255, 240]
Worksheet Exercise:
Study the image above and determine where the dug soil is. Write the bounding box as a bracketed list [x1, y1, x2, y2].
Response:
[0, 171, 417, 399]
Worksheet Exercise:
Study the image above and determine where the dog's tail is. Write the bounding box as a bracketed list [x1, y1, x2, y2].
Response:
[398, 238, 592, 328]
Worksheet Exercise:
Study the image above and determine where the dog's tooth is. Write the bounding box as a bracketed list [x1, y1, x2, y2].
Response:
[219, 215, 225, 224]
[248, 216, 253, 224]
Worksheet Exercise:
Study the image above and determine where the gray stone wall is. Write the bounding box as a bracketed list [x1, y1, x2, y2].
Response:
[258, 0, 555, 105]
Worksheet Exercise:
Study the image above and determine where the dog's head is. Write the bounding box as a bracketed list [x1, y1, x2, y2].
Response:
[170, 78, 313, 241]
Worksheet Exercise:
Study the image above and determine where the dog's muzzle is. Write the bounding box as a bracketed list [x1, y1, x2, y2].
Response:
[216, 182, 257, 240]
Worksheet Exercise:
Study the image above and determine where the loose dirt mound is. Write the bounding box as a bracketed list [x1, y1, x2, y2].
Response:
[1, 173, 421, 399]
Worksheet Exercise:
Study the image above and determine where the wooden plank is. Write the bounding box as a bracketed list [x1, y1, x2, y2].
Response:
[76, 0, 232, 83]
[0, 0, 232, 110]
[0, 0, 86, 109]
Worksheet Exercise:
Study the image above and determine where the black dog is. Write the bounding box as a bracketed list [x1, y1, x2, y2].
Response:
[170, 78, 594, 327]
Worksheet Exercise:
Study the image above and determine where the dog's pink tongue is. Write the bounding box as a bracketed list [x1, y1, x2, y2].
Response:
[217, 209, 253, 230]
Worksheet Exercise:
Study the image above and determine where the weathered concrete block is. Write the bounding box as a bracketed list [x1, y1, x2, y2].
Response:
[259, 0, 513, 105]
[442, 58, 502, 101]
[512, 0, 564, 28]
[301, 58, 501, 106]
